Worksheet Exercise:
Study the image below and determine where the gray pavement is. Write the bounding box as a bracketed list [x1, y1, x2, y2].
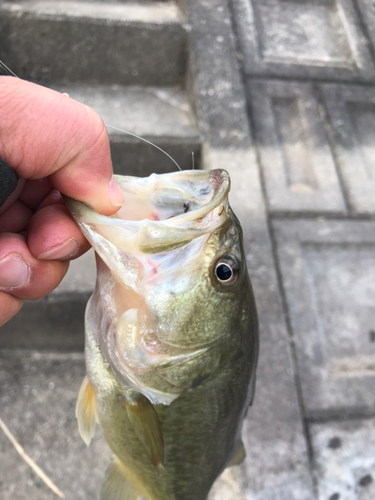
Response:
[1, 0, 375, 499]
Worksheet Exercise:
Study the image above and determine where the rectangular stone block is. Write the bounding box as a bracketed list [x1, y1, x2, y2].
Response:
[357, 0, 375, 51]
[231, 0, 375, 81]
[0, 1, 187, 86]
[320, 84, 375, 215]
[310, 418, 375, 500]
[273, 220, 375, 419]
[248, 80, 346, 215]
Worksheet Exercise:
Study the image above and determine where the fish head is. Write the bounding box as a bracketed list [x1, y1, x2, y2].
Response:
[65, 169, 257, 404]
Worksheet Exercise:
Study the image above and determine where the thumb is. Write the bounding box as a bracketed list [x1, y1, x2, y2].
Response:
[0, 77, 124, 215]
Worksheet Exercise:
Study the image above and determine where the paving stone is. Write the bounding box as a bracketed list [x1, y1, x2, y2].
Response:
[0, 0, 188, 86]
[0, 352, 112, 499]
[310, 418, 375, 500]
[357, 0, 375, 51]
[273, 219, 375, 420]
[320, 84, 375, 215]
[248, 80, 346, 215]
[231, 0, 375, 82]
[189, 31, 251, 149]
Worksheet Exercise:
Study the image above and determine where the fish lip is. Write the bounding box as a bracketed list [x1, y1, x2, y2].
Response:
[64, 168, 231, 229]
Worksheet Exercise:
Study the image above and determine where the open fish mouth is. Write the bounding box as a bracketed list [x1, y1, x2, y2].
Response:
[65, 169, 236, 404]
[64, 169, 232, 289]
[65, 169, 230, 255]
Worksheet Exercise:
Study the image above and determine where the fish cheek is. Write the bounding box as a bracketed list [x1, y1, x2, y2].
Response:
[149, 278, 240, 349]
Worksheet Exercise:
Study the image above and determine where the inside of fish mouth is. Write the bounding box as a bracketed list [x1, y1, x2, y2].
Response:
[114, 186, 213, 223]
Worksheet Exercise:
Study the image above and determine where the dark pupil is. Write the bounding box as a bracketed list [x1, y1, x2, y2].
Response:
[216, 263, 232, 281]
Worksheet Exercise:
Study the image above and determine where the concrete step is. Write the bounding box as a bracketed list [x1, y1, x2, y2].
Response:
[51, 82, 201, 175]
[0, 0, 188, 86]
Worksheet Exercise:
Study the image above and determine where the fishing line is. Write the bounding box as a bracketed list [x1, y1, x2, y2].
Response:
[105, 124, 183, 172]
[0, 60, 188, 172]
[0, 60, 19, 78]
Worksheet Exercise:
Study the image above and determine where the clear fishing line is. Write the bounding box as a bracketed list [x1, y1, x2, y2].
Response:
[105, 124, 183, 172]
[0, 60, 19, 78]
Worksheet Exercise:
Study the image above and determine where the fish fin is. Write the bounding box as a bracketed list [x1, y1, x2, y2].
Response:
[100, 458, 140, 500]
[76, 375, 96, 446]
[228, 441, 246, 467]
[124, 392, 164, 473]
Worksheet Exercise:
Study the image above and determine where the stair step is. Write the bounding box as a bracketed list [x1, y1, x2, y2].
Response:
[0, 1, 188, 85]
[5, 0, 182, 23]
[51, 82, 201, 174]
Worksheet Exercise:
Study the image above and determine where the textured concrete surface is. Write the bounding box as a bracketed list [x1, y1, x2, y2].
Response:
[310, 419, 375, 500]
[50, 84, 199, 140]
[231, 0, 375, 82]
[0, 1, 187, 85]
[357, 0, 375, 50]
[0, 353, 112, 500]
[320, 84, 375, 215]
[248, 79, 346, 215]
[273, 220, 375, 420]
[1, 0, 375, 498]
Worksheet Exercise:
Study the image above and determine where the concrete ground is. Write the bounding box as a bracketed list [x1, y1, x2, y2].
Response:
[1, 1, 375, 499]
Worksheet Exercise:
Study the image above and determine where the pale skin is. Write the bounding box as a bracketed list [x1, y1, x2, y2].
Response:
[0, 76, 125, 326]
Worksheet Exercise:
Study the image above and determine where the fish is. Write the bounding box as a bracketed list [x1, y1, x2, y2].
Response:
[65, 168, 258, 500]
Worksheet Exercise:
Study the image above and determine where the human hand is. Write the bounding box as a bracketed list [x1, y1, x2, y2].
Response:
[0, 77, 124, 326]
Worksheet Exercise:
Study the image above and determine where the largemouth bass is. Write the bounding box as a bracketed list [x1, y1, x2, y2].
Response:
[65, 169, 258, 500]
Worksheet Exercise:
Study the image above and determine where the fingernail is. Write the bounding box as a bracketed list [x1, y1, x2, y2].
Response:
[109, 177, 125, 207]
[0, 254, 30, 289]
[38, 238, 79, 260]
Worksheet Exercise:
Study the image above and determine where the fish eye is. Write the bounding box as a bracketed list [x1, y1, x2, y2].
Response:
[214, 255, 239, 286]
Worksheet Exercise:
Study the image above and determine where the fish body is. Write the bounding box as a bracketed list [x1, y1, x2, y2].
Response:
[66, 169, 258, 500]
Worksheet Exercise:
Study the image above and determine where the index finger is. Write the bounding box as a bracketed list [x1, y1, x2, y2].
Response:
[0, 77, 124, 215]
